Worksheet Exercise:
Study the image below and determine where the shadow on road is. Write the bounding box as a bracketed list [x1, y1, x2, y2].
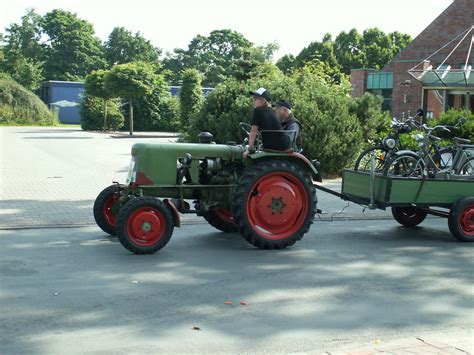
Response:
[1, 220, 472, 353]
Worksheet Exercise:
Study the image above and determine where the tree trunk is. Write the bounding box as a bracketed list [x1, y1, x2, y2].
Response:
[103, 99, 108, 131]
[129, 98, 134, 136]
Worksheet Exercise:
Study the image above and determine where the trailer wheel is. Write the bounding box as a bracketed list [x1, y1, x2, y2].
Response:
[391, 207, 427, 227]
[93, 185, 122, 236]
[202, 208, 237, 233]
[116, 197, 174, 254]
[448, 197, 474, 242]
[232, 160, 316, 249]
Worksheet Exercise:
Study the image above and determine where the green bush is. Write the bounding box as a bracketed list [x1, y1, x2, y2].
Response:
[431, 109, 474, 141]
[0, 77, 54, 125]
[122, 82, 180, 132]
[80, 94, 124, 130]
[349, 92, 391, 145]
[183, 65, 364, 175]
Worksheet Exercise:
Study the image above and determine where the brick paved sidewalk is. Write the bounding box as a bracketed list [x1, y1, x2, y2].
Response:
[1, 126, 394, 229]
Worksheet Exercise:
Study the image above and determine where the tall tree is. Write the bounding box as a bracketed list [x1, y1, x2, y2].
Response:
[103, 27, 161, 66]
[84, 69, 113, 129]
[164, 29, 266, 86]
[104, 61, 158, 135]
[334, 29, 366, 74]
[278, 28, 412, 76]
[41, 9, 106, 80]
[1, 9, 45, 90]
[180, 69, 203, 127]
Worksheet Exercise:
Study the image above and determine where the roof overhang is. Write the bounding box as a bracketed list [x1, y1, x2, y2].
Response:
[409, 67, 473, 88]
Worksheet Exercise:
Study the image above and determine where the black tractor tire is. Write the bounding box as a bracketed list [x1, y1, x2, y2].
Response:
[202, 209, 237, 233]
[116, 197, 174, 254]
[448, 197, 474, 242]
[354, 146, 389, 172]
[391, 206, 427, 227]
[93, 185, 122, 236]
[232, 160, 316, 249]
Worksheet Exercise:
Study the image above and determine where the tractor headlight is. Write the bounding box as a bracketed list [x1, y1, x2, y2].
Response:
[383, 138, 396, 150]
[125, 156, 138, 185]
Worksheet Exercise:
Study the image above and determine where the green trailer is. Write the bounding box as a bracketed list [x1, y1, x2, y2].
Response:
[319, 169, 474, 242]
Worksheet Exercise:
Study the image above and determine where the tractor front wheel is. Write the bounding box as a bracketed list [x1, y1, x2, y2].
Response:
[232, 160, 316, 249]
[116, 197, 174, 254]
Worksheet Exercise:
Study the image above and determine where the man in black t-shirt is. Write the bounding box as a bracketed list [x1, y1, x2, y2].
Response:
[244, 87, 290, 158]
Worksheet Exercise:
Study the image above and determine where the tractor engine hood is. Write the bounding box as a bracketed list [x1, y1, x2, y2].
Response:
[129, 142, 245, 186]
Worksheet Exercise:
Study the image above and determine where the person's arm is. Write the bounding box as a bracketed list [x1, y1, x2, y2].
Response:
[248, 125, 259, 150]
[244, 125, 259, 158]
[286, 122, 300, 146]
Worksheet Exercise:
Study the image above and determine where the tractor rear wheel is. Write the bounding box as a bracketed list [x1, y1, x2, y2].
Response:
[116, 197, 174, 254]
[202, 208, 237, 233]
[93, 185, 122, 236]
[232, 160, 316, 249]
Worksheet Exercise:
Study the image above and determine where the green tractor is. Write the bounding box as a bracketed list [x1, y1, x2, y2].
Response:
[93, 126, 321, 254]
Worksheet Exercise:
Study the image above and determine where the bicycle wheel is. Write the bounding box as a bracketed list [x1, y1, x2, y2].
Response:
[354, 146, 389, 172]
[458, 157, 474, 175]
[383, 153, 424, 177]
[431, 147, 456, 170]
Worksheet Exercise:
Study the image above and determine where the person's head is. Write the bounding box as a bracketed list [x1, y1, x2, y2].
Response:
[249, 87, 272, 108]
[274, 99, 292, 120]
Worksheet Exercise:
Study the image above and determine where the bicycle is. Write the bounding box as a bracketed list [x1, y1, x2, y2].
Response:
[354, 113, 422, 172]
[382, 117, 472, 178]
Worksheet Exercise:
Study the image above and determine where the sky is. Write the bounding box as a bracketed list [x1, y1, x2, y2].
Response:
[1, 0, 454, 60]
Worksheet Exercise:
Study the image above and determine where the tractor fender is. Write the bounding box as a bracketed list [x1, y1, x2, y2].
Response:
[251, 151, 321, 182]
[163, 199, 181, 227]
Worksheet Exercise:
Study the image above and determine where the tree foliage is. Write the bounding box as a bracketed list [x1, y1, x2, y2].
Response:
[433, 109, 474, 140]
[1, 9, 45, 90]
[105, 61, 161, 134]
[183, 64, 364, 174]
[84, 69, 115, 129]
[121, 75, 180, 132]
[163, 29, 277, 86]
[180, 68, 203, 127]
[41, 9, 106, 80]
[349, 92, 391, 144]
[79, 94, 124, 130]
[281, 28, 412, 76]
[104, 27, 161, 66]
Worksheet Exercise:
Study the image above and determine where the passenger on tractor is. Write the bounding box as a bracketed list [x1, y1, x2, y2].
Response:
[244, 87, 290, 158]
[274, 99, 303, 153]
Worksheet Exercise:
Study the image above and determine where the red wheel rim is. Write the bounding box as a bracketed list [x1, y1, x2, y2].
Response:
[103, 193, 119, 227]
[127, 207, 166, 246]
[214, 208, 234, 223]
[246, 172, 308, 240]
[459, 205, 474, 236]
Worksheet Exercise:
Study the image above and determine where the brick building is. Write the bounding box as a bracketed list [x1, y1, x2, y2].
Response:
[351, 0, 474, 119]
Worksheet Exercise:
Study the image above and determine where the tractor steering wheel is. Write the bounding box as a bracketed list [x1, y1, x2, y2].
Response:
[239, 122, 262, 149]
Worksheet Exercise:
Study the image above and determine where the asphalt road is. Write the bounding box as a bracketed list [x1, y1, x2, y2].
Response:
[1, 220, 473, 354]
